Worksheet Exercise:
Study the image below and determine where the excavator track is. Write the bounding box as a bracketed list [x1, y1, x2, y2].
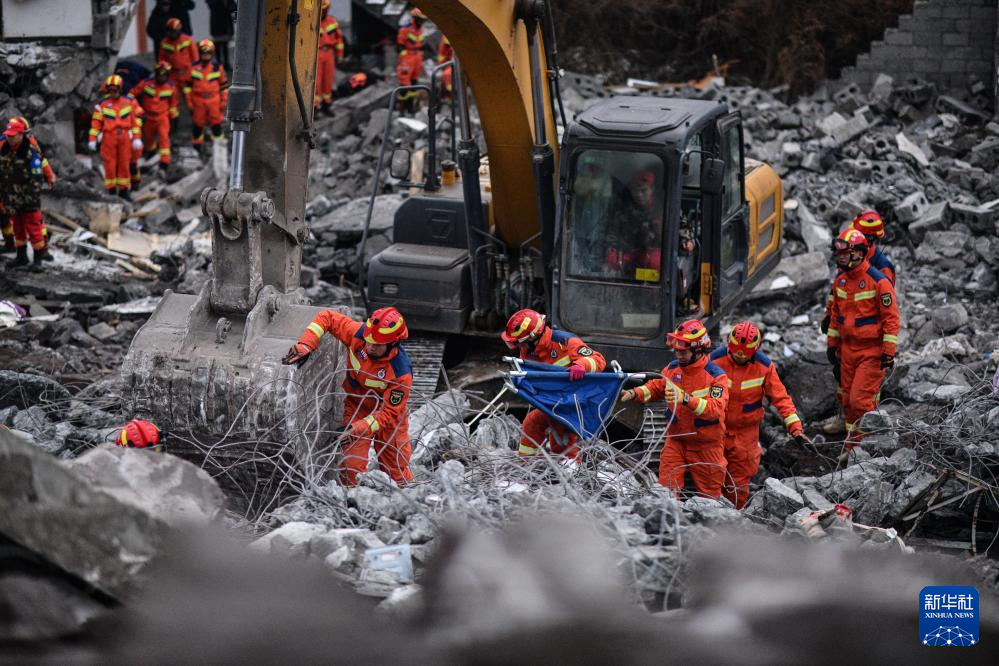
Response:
[405, 334, 447, 406]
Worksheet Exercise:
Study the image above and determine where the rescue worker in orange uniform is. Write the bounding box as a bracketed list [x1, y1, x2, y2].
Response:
[315, 0, 345, 117]
[437, 36, 453, 102]
[283, 307, 415, 487]
[620, 320, 729, 498]
[502, 308, 606, 461]
[116, 419, 165, 452]
[129, 61, 180, 171]
[88, 75, 142, 199]
[124, 92, 145, 189]
[186, 40, 229, 153]
[822, 210, 897, 335]
[1, 116, 54, 256]
[396, 8, 428, 113]
[826, 228, 900, 448]
[158, 18, 199, 110]
[0, 117, 50, 267]
[710, 321, 808, 508]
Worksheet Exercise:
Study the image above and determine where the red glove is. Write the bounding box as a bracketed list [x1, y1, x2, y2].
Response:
[568, 364, 585, 381]
[348, 419, 371, 439]
[282, 342, 314, 366]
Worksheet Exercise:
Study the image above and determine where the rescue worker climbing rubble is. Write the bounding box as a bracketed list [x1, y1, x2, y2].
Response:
[187, 40, 229, 154]
[710, 321, 808, 508]
[157, 18, 199, 111]
[315, 0, 345, 117]
[116, 419, 165, 452]
[89, 75, 142, 199]
[502, 308, 606, 462]
[283, 307, 415, 487]
[1, 116, 54, 257]
[826, 228, 900, 448]
[620, 319, 728, 498]
[396, 8, 428, 114]
[0, 117, 50, 267]
[129, 61, 180, 172]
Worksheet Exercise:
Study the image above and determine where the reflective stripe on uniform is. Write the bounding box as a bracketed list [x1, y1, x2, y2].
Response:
[553, 356, 571, 367]
[854, 290, 876, 301]
[883, 334, 898, 344]
[347, 348, 361, 371]
[636, 385, 652, 402]
[364, 415, 380, 433]
[692, 397, 707, 416]
[518, 442, 539, 455]
[578, 356, 599, 372]
[690, 388, 710, 398]
[307, 322, 325, 338]
[740, 377, 765, 390]
[835, 287, 847, 299]
[827, 328, 840, 338]
[363, 378, 387, 389]
[784, 413, 801, 427]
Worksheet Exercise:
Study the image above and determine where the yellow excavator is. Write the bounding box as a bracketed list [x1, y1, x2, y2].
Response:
[120, 0, 783, 447]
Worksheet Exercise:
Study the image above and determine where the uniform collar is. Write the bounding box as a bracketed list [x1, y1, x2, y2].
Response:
[525, 327, 554, 357]
[845, 259, 871, 279]
[679, 354, 709, 374]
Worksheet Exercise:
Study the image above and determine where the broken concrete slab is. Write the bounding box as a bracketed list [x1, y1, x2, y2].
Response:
[751, 251, 830, 294]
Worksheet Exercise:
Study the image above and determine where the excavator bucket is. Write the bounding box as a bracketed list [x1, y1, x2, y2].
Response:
[119, 0, 338, 501]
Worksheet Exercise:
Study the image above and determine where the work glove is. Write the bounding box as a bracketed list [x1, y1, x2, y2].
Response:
[132, 138, 143, 151]
[820, 315, 830, 334]
[87, 140, 97, 153]
[793, 433, 812, 446]
[282, 342, 314, 366]
[347, 419, 371, 439]
[619, 389, 635, 403]
[568, 364, 585, 382]
[880, 353, 895, 370]
[664, 384, 687, 405]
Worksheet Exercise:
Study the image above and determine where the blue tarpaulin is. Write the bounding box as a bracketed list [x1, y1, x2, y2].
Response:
[505, 359, 631, 440]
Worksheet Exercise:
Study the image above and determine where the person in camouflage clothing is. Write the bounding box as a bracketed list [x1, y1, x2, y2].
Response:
[0, 117, 50, 267]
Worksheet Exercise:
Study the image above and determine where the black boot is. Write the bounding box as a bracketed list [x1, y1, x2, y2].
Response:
[1, 236, 14, 254]
[12, 245, 29, 267]
[320, 102, 335, 117]
[33, 247, 51, 265]
[119, 188, 131, 201]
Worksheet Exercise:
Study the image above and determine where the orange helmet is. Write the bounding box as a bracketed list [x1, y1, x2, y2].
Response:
[349, 72, 368, 89]
[727, 321, 762, 360]
[501, 308, 546, 347]
[362, 307, 408, 345]
[154, 60, 172, 75]
[166, 18, 182, 32]
[117, 419, 164, 452]
[852, 209, 885, 239]
[198, 39, 216, 54]
[3, 117, 28, 138]
[832, 227, 868, 255]
[667, 319, 710, 350]
[411, 7, 427, 19]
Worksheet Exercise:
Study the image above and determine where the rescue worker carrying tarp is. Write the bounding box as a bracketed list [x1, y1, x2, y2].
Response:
[283, 307, 415, 487]
[502, 308, 606, 462]
[710, 321, 808, 508]
[826, 228, 900, 448]
[822, 209, 897, 335]
[116, 419, 165, 452]
[396, 8, 428, 114]
[158, 18, 199, 111]
[187, 40, 229, 154]
[89, 75, 142, 199]
[315, 0, 345, 117]
[129, 61, 180, 171]
[620, 319, 729, 498]
[1, 116, 54, 257]
[0, 117, 51, 267]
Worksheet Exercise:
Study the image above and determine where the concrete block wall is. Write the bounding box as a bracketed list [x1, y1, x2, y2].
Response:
[838, 0, 997, 94]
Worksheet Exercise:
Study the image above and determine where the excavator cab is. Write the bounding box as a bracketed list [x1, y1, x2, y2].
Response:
[553, 97, 783, 368]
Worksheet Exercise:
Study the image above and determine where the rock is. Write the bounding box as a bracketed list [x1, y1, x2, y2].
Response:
[893, 190, 929, 224]
[0, 370, 72, 410]
[753, 251, 830, 293]
[11, 405, 60, 453]
[403, 513, 435, 544]
[135, 198, 176, 231]
[0, 431, 220, 597]
[87, 321, 117, 342]
[915, 229, 969, 263]
[930, 302, 969, 334]
[796, 203, 833, 254]
[163, 166, 214, 205]
[408, 389, 470, 443]
[471, 415, 521, 451]
[311, 194, 404, 239]
[250, 522, 331, 559]
[375, 584, 422, 618]
[40, 59, 87, 96]
[894, 132, 929, 168]
[0, 405, 17, 427]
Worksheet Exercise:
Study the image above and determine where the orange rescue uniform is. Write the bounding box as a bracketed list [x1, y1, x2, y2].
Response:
[396, 23, 426, 102]
[827, 260, 900, 445]
[158, 33, 199, 100]
[515, 328, 606, 460]
[710, 347, 803, 508]
[89, 97, 141, 192]
[315, 15, 344, 107]
[129, 77, 179, 164]
[437, 37, 453, 94]
[186, 61, 229, 146]
[297, 310, 414, 486]
[1, 134, 54, 249]
[632, 356, 729, 498]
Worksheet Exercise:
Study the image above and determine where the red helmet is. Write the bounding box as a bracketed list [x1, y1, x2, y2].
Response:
[852, 209, 884, 239]
[501, 308, 546, 347]
[727, 321, 762, 360]
[3, 117, 28, 138]
[362, 307, 408, 345]
[118, 419, 163, 452]
[166, 18, 182, 32]
[832, 227, 868, 255]
[198, 39, 216, 54]
[104, 74, 123, 90]
[349, 72, 368, 89]
[667, 319, 710, 350]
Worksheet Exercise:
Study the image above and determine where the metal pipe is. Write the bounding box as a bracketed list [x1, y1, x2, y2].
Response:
[287, 0, 316, 149]
[453, 57, 472, 141]
[228, 129, 247, 190]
